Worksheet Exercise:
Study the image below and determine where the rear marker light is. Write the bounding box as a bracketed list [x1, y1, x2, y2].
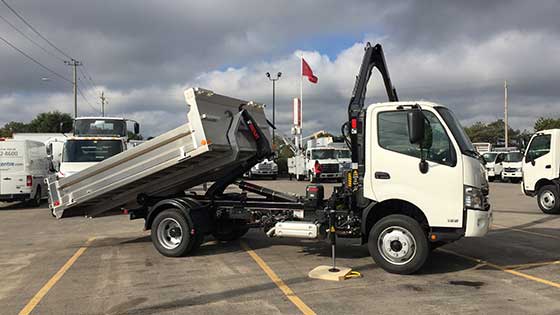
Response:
[26, 175, 32, 187]
[53, 200, 60, 207]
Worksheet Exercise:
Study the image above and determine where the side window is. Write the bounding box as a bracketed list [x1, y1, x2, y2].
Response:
[377, 111, 456, 166]
[526, 135, 551, 161]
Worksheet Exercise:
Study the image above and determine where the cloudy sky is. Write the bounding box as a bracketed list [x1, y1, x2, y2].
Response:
[0, 0, 558, 137]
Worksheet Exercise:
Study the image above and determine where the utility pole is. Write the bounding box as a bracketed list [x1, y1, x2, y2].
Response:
[64, 59, 82, 118]
[266, 71, 282, 149]
[100, 91, 107, 117]
[504, 80, 508, 148]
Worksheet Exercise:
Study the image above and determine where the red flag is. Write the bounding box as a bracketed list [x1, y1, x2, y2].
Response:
[302, 58, 318, 84]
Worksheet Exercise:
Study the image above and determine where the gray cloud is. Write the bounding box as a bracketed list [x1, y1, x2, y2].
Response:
[0, 0, 558, 137]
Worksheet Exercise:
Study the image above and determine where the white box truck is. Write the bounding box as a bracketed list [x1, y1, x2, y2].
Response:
[0, 139, 49, 206]
[48, 44, 491, 274]
[521, 129, 560, 214]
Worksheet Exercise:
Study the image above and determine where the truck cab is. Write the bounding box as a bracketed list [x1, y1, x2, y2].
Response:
[363, 102, 490, 242]
[501, 151, 523, 183]
[58, 137, 126, 178]
[306, 147, 341, 182]
[522, 129, 560, 214]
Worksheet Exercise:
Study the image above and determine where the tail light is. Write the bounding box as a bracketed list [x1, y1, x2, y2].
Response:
[314, 161, 322, 174]
[26, 175, 32, 187]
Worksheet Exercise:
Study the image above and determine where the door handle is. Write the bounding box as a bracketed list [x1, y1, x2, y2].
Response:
[375, 172, 391, 179]
[545, 165, 551, 169]
[2, 177, 11, 180]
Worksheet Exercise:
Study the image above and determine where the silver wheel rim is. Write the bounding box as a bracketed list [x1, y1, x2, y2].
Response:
[377, 226, 417, 265]
[157, 218, 183, 250]
[541, 190, 556, 210]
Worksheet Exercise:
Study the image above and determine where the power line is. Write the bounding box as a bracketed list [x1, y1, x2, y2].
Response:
[81, 64, 99, 87]
[0, 12, 65, 63]
[1, 0, 73, 60]
[0, 34, 72, 83]
[77, 86, 101, 114]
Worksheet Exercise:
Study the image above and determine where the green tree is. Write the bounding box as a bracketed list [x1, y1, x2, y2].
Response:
[534, 117, 560, 132]
[0, 121, 30, 137]
[28, 111, 73, 133]
[127, 131, 144, 140]
[464, 119, 520, 145]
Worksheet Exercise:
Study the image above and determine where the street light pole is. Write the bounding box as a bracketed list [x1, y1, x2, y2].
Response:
[266, 71, 281, 148]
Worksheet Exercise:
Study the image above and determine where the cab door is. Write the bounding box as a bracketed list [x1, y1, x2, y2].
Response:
[523, 133, 553, 192]
[366, 108, 464, 228]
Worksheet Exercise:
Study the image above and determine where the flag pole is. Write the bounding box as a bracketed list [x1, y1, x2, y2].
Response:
[300, 53, 303, 150]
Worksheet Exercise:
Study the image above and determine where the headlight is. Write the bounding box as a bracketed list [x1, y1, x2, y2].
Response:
[464, 185, 484, 210]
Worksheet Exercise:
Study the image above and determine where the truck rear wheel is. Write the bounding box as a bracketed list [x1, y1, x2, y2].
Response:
[368, 214, 429, 274]
[151, 209, 203, 257]
[537, 185, 560, 214]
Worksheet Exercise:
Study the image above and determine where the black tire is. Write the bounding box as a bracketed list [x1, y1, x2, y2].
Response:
[272, 175, 277, 180]
[488, 176, 494, 182]
[151, 208, 203, 257]
[368, 214, 429, 274]
[537, 185, 560, 214]
[31, 186, 42, 207]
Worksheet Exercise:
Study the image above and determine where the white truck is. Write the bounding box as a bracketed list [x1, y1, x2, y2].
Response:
[521, 129, 560, 214]
[245, 158, 278, 179]
[501, 151, 523, 183]
[0, 139, 49, 206]
[482, 151, 506, 182]
[288, 138, 348, 182]
[52, 116, 140, 178]
[48, 43, 491, 274]
[57, 136, 126, 178]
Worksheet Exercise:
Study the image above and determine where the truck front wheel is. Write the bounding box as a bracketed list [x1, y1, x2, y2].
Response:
[151, 209, 203, 257]
[537, 185, 560, 214]
[368, 214, 429, 274]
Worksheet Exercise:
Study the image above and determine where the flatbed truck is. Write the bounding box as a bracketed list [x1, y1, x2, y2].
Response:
[48, 43, 491, 274]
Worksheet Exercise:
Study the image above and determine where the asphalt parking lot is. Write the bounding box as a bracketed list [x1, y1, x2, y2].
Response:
[1, 180, 560, 315]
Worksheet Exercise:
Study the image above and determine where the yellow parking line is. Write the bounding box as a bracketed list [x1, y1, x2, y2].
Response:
[240, 241, 316, 315]
[493, 224, 560, 241]
[439, 248, 560, 289]
[19, 237, 96, 315]
[503, 260, 560, 270]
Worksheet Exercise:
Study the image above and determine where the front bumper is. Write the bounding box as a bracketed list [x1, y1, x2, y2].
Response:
[465, 208, 492, 237]
[318, 172, 343, 179]
[502, 171, 522, 178]
[486, 170, 496, 177]
[251, 170, 278, 176]
[0, 193, 31, 202]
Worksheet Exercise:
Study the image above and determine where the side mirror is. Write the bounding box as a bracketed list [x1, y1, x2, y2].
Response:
[407, 109, 425, 145]
[46, 143, 52, 156]
[134, 122, 140, 135]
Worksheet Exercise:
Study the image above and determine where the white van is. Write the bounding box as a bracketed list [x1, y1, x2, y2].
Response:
[482, 151, 506, 182]
[501, 151, 523, 183]
[0, 139, 49, 206]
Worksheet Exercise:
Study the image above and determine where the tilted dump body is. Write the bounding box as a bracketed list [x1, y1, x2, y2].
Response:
[47, 88, 272, 218]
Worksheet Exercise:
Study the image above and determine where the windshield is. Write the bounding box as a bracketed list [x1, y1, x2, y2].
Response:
[435, 107, 475, 154]
[504, 152, 523, 162]
[482, 153, 497, 162]
[74, 119, 126, 137]
[337, 150, 351, 159]
[63, 140, 123, 162]
[311, 149, 336, 159]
